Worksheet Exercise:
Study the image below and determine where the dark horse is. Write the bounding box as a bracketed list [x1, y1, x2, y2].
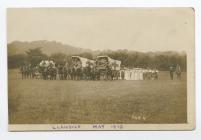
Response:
[74, 67, 82, 80]
[49, 67, 57, 80]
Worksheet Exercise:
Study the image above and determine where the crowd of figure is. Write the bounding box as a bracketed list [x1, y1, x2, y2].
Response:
[20, 59, 119, 81]
[20, 63, 157, 81]
[19, 58, 182, 81]
[169, 64, 182, 80]
[119, 68, 159, 80]
[142, 69, 159, 80]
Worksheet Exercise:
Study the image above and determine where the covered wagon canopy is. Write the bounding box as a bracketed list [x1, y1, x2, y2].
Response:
[71, 56, 95, 68]
[96, 56, 121, 70]
[39, 60, 55, 68]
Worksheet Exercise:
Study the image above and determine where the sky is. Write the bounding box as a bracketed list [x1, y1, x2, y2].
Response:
[7, 8, 194, 52]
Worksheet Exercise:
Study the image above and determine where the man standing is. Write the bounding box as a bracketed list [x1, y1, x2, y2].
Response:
[169, 65, 175, 80]
[175, 64, 181, 80]
[121, 70, 125, 80]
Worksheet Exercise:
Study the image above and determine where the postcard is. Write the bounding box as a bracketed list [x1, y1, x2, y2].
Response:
[7, 8, 195, 131]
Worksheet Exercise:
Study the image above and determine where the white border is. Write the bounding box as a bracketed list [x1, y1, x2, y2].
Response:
[0, 0, 201, 139]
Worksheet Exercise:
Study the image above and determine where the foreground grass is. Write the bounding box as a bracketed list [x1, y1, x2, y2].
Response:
[8, 69, 187, 124]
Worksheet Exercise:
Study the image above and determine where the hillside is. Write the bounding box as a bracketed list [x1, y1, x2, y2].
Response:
[7, 40, 92, 56]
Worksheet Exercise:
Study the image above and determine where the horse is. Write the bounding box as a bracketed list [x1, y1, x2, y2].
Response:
[112, 70, 120, 80]
[58, 65, 64, 80]
[41, 67, 49, 80]
[20, 65, 27, 79]
[31, 66, 38, 79]
[49, 66, 57, 80]
[66, 67, 72, 80]
[83, 66, 92, 80]
[26, 65, 32, 78]
[63, 66, 68, 80]
[75, 67, 82, 80]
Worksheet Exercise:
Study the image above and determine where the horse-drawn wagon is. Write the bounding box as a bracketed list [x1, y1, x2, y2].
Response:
[71, 56, 95, 69]
[95, 56, 121, 80]
[39, 59, 56, 80]
[71, 56, 95, 80]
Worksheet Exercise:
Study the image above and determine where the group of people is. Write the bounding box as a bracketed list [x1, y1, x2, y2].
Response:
[20, 59, 182, 81]
[169, 64, 182, 80]
[19, 60, 119, 81]
[120, 68, 159, 80]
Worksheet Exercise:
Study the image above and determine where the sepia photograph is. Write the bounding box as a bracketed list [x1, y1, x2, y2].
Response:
[7, 8, 195, 131]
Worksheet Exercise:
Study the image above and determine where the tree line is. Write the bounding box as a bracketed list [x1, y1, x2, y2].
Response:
[8, 47, 186, 71]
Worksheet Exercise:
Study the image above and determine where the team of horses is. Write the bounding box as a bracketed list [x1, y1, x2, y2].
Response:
[20, 64, 120, 81]
[20, 60, 181, 81]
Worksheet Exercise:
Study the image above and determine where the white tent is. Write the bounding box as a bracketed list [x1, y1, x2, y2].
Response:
[39, 60, 55, 67]
[120, 68, 144, 80]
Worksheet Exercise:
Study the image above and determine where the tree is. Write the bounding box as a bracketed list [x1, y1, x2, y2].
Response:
[50, 52, 67, 65]
[79, 52, 93, 60]
[26, 47, 47, 67]
[8, 54, 27, 68]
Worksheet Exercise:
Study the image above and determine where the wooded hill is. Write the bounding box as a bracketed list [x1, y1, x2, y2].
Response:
[8, 40, 186, 71]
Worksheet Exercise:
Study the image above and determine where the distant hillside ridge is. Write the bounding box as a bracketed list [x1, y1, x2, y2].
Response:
[7, 40, 187, 71]
[8, 40, 92, 56]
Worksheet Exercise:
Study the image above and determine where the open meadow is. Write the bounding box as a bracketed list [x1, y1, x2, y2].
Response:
[8, 69, 187, 124]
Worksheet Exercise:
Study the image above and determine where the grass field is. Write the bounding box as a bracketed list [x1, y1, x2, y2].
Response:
[8, 69, 187, 124]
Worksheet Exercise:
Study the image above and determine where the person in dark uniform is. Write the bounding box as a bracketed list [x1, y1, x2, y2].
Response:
[58, 64, 63, 80]
[175, 64, 181, 80]
[169, 65, 175, 80]
[121, 70, 125, 80]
